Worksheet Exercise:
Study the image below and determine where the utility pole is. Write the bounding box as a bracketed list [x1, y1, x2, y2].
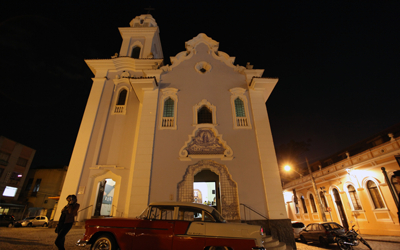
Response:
[306, 157, 327, 222]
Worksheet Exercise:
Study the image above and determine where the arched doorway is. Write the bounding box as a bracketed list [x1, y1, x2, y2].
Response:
[177, 160, 240, 220]
[332, 188, 349, 230]
[194, 170, 221, 212]
[94, 178, 116, 217]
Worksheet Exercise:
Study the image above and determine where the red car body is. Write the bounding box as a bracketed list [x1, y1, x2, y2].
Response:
[77, 202, 266, 250]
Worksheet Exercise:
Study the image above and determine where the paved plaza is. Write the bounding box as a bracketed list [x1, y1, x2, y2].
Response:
[0, 227, 399, 250]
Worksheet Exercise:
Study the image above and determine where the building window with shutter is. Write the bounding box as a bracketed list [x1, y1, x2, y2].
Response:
[367, 180, 385, 209]
[347, 185, 362, 210]
[319, 191, 328, 211]
[309, 194, 317, 213]
[229, 88, 251, 129]
[301, 195, 308, 214]
[159, 88, 178, 130]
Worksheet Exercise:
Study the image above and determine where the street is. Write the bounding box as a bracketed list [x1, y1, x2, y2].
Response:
[0, 227, 399, 250]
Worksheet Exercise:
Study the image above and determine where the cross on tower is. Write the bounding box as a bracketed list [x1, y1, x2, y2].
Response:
[144, 6, 155, 14]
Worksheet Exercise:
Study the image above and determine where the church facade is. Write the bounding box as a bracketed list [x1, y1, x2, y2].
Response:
[55, 14, 288, 236]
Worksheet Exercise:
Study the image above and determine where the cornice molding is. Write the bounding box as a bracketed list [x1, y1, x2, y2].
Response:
[85, 57, 163, 77]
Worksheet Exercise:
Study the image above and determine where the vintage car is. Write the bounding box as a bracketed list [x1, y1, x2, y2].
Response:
[77, 201, 267, 250]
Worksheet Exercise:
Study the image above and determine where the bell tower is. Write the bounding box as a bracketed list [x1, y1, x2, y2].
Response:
[118, 14, 163, 59]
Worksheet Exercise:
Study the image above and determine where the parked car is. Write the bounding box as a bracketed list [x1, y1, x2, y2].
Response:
[291, 221, 305, 239]
[15, 216, 48, 227]
[300, 222, 345, 247]
[76, 202, 267, 250]
[0, 214, 15, 227]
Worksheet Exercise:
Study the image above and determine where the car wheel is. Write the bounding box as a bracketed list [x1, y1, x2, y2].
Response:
[27, 223, 32, 227]
[8, 223, 13, 228]
[91, 234, 118, 250]
[337, 239, 352, 250]
[300, 235, 307, 244]
[43, 223, 48, 227]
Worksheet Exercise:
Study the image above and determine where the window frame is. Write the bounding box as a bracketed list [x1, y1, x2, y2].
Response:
[309, 193, 318, 213]
[346, 184, 363, 211]
[128, 41, 143, 58]
[159, 88, 178, 130]
[319, 191, 328, 212]
[366, 180, 386, 209]
[301, 195, 308, 214]
[193, 99, 217, 126]
[229, 88, 252, 129]
[113, 87, 130, 115]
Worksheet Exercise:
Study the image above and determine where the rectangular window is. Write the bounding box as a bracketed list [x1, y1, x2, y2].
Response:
[0, 151, 10, 165]
[31, 179, 42, 196]
[7, 172, 22, 186]
[17, 157, 28, 167]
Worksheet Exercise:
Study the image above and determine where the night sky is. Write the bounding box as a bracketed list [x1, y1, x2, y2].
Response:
[1, 1, 399, 170]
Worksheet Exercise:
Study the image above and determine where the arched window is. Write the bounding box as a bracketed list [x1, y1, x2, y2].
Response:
[163, 98, 174, 117]
[234, 98, 245, 117]
[131, 47, 141, 58]
[309, 194, 317, 213]
[161, 98, 175, 128]
[159, 88, 178, 130]
[230, 88, 251, 129]
[114, 89, 128, 114]
[319, 191, 328, 211]
[198, 106, 212, 124]
[367, 180, 385, 209]
[347, 185, 362, 210]
[301, 195, 308, 214]
[117, 89, 127, 105]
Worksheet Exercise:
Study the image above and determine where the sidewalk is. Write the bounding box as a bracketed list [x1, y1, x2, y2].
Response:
[361, 234, 400, 243]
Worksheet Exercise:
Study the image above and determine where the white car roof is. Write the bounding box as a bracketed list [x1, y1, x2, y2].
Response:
[149, 201, 215, 213]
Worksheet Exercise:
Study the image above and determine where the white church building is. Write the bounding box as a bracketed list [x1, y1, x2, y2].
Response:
[55, 14, 292, 246]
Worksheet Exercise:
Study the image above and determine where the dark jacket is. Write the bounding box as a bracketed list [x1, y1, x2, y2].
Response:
[61, 203, 80, 224]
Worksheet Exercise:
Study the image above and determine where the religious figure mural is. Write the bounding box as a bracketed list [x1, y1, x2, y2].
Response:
[187, 129, 225, 155]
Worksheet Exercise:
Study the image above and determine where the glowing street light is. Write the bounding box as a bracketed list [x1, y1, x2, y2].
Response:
[285, 160, 327, 222]
[284, 165, 303, 177]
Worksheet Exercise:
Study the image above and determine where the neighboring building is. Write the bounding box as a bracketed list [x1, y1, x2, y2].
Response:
[282, 124, 400, 236]
[0, 136, 35, 219]
[56, 14, 292, 247]
[19, 166, 68, 220]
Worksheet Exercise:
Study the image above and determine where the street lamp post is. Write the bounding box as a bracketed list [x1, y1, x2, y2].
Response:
[305, 157, 327, 222]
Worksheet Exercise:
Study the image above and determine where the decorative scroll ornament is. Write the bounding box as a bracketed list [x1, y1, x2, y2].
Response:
[179, 126, 233, 161]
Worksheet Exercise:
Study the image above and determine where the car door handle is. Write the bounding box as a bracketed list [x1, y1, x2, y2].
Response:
[197, 223, 204, 225]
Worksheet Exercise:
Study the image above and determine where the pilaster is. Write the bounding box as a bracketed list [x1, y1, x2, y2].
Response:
[249, 88, 287, 219]
[55, 78, 108, 220]
[125, 88, 159, 217]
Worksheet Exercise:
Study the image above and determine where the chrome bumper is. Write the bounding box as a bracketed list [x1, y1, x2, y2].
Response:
[76, 239, 88, 247]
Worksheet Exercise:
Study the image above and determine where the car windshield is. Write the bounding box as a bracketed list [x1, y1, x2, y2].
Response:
[25, 217, 35, 220]
[211, 209, 226, 223]
[138, 207, 149, 219]
[328, 223, 342, 229]
[292, 222, 305, 228]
